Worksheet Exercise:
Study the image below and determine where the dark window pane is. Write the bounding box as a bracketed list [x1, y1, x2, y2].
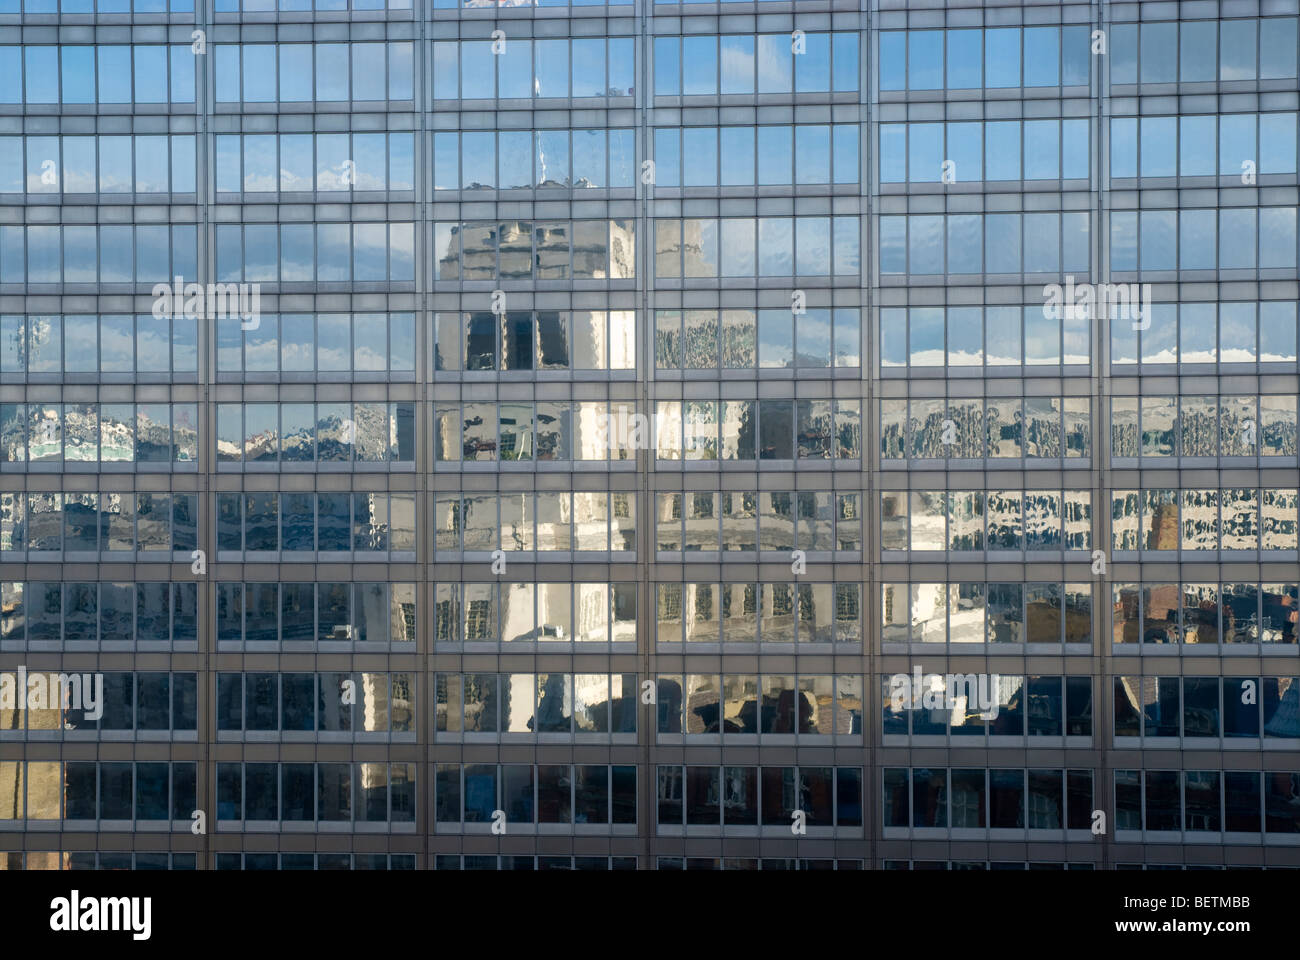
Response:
[245, 763, 278, 820]
[99, 762, 133, 819]
[280, 763, 315, 821]
[574, 765, 608, 824]
[66, 762, 97, 819]
[685, 766, 719, 825]
[762, 766, 798, 825]
[281, 673, 315, 730]
[537, 765, 572, 823]
[1144, 770, 1180, 831]
[135, 762, 169, 820]
[136, 673, 170, 729]
[989, 769, 1025, 828]
[722, 766, 757, 825]
[503, 764, 534, 824]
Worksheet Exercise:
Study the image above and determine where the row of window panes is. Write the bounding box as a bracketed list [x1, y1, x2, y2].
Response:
[1114, 676, 1299, 739]
[0, 581, 413, 647]
[432, 581, 636, 645]
[431, 38, 634, 100]
[9, 852, 199, 870]
[653, 217, 860, 278]
[434, 764, 636, 826]
[656, 765, 862, 828]
[432, 129, 635, 191]
[654, 308, 860, 371]
[880, 305, 1093, 369]
[42, 489, 1300, 557]
[0, 492, 197, 555]
[433, 310, 635, 372]
[880, 396, 1091, 461]
[655, 582, 863, 644]
[651, 125, 859, 187]
[434, 856, 634, 871]
[885, 20, 1300, 89]
[214, 854, 414, 870]
[434, 672, 637, 736]
[1111, 582, 1298, 645]
[1110, 19, 1300, 85]
[213, 43, 413, 103]
[879, 213, 1091, 276]
[0, 135, 196, 195]
[879, 26, 1092, 91]
[654, 674, 862, 737]
[0, 582, 197, 646]
[882, 675, 1091, 738]
[435, 400, 634, 462]
[654, 491, 862, 553]
[881, 582, 1093, 646]
[216, 0, 411, 10]
[1115, 770, 1300, 835]
[432, 0, 626, 7]
[881, 767, 1094, 830]
[215, 402, 414, 465]
[215, 762, 415, 824]
[1112, 114, 1299, 178]
[0, 402, 197, 465]
[432, 490, 634, 554]
[216, 491, 414, 555]
[0, 225, 198, 285]
[1110, 208, 1300, 272]
[0, 0, 197, 10]
[656, 859, 864, 871]
[0, 672, 196, 733]
[879, 489, 1094, 552]
[1110, 488, 1300, 552]
[215, 313, 415, 375]
[0, 45, 196, 104]
[880, 119, 1090, 184]
[433, 220, 635, 281]
[0, 761, 195, 823]
[1112, 302, 1300, 366]
[217, 672, 413, 733]
[215, 133, 415, 193]
[214, 223, 415, 282]
[651, 399, 861, 461]
[215, 582, 415, 645]
[1, 315, 198, 377]
[1110, 396, 1298, 459]
[886, 861, 1093, 870]
[651, 34, 859, 96]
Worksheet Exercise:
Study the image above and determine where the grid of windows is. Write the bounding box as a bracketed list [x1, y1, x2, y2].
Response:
[216, 672, 414, 734]
[0, 761, 197, 822]
[434, 764, 635, 827]
[654, 491, 862, 553]
[881, 675, 1092, 739]
[655, 765, 863, 830]
[435, 672, 638, 736]
[1, 403, 199, 464]
[882, 768, 1095, 832]
[0, 671, 198, 732]
[215, 762, 416, 824]
[5, 0, 1300, 871]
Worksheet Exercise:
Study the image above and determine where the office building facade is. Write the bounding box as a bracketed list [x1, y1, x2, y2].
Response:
[0, 0, 1298, 870]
